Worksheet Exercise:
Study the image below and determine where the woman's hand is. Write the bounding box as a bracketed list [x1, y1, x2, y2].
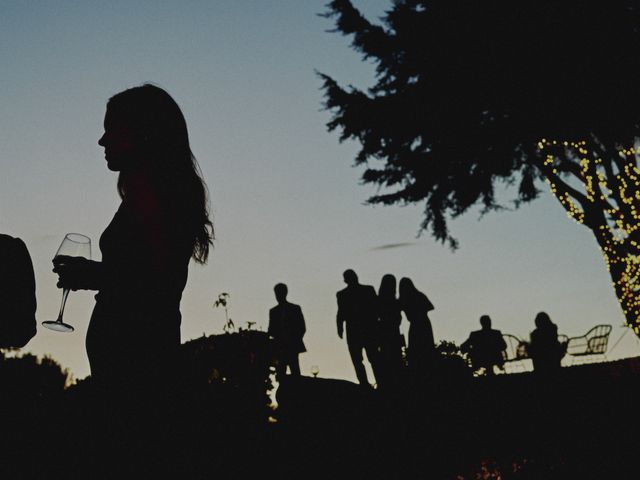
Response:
[52, 256, 102, 291]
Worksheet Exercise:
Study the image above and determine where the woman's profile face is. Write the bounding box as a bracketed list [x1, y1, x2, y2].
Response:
[98, 108, 137, 172]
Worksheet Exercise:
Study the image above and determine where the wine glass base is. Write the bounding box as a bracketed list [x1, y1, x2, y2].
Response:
[42, 320, 74, 333]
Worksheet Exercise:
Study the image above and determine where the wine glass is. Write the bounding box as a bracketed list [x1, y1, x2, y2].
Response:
[311, 365, 320, 378]
[42, 233, 91, 333]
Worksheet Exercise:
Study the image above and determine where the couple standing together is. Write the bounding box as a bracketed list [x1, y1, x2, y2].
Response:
[336, 269, 435, 388]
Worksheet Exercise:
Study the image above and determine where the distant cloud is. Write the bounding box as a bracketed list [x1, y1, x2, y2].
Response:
[370, 242, 416, 251]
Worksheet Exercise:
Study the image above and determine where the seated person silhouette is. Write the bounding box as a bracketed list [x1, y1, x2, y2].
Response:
[268, 283, 306, 377]
[460, 315, 506, 376]
[0, 234, 37, 348]
[528, 311, 565, 374]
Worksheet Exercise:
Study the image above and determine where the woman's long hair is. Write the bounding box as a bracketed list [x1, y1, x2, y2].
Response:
[534, 311, 554, 329]
[398, 277, 418, 305]
[379, 273, 401, 329]
[107, 84, 213, 263]
[399, 277, 434, 314]
[378, 274, 397, 302]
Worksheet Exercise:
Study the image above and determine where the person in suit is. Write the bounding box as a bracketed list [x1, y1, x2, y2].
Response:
[0, 233, 37, 348]
[336, 269, 378, 387]
[268, 283, 306, 377]
[460, 315, 507, 376]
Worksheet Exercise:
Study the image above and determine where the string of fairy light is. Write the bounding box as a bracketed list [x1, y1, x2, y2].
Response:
[538, 138, 640, 335]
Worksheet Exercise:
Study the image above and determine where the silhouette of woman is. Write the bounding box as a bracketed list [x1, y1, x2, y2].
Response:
[529, 311, 564, 375]
[53, 85, 214, 474]
[53, 84, 213, 393]
[376, 274, 403, 387]
[398, 277, 435, 373]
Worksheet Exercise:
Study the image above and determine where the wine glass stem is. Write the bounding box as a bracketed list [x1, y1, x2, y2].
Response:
[57, 289, 70, 322]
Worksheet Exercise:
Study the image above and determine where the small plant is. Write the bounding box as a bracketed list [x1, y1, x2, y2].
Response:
[213, 292, 235, 333]
[434, 340, 474, 380]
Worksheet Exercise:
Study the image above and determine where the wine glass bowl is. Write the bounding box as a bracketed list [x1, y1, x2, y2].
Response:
[42, 233, 91, 333]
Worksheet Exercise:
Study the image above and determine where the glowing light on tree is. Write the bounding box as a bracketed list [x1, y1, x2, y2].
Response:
[320, 0, 640, 338]
[539, 139, 640, 334]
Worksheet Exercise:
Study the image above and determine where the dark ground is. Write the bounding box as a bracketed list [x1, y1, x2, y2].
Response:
[2, 352, 640, 479]
[272, 357, 640, 479]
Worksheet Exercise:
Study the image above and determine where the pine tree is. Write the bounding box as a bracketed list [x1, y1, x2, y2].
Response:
[320, 0, 640, 333]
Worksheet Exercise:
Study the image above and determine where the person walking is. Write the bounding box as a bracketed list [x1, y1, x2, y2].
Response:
[336, 269, 378, 387]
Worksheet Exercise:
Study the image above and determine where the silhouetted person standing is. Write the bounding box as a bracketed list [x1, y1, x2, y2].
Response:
[375, 274, 403, 388]
[461, 315, 507, 376]
[529, 311, 564, 375]
[54, 84, 213, 391]
[0, 234, 36, 348]
[399, 278, 435, 373]
[336, 269, 378, 386]
[268, 283, 306, 377]
[52, 84, 214, 476]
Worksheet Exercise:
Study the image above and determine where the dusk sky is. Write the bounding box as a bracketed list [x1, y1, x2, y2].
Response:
[2, 1, 638, 383]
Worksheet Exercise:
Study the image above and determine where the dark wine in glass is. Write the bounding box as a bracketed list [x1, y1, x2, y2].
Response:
[42, 233, 91, 333]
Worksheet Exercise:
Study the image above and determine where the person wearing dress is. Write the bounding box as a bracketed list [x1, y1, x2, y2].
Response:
[375, 274, 404, 388]
[52, 84, 214, 474]
[398, 277, 435, 374]
[55, 84, 213, 391]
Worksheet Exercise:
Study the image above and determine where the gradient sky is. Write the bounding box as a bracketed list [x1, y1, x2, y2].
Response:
[2, 1, 638, 383]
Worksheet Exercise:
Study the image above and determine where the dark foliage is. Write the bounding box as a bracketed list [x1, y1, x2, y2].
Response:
[0, 351, 70, 478]
[320, 0, 640, 247]
[180, 330, 275, 424]
[0, 349, 70, 395]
